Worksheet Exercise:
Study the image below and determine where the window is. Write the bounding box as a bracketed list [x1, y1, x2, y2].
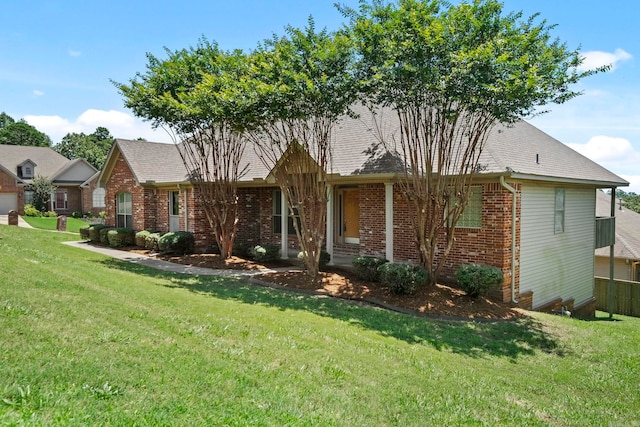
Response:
[92, 188, 105, 208]
[272, 190, 300, 235]
[117, 192, 132, 228]
[24, 191, 33, 206]
[53, 190, 67, 210]
[24, 166, 32, 177]
[170, 191, 180, 216]
[455, 186, 482, 229]
[554, 188, 565, 233]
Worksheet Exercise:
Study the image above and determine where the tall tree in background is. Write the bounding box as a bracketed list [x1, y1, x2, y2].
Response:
[0, 119, 52, 147]
[0, 112, 15, 130]
[54, 127, 114, 169]
[343, 0, 605, 284]
[115, 40, 250, 259]
[244, 20, 358, 278]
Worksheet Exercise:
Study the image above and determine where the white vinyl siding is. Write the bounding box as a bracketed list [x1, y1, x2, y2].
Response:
[520, 185, 596, 308]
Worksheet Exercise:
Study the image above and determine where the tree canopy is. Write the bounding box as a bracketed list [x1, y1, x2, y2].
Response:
[0, 119, 52, 147]
[54, 127, 114, 170]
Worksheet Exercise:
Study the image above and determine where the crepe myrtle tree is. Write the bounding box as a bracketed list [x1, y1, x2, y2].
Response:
[114, 39, 249, 259]
[243, 19, 358, 278]
[342, 0, 606, 285]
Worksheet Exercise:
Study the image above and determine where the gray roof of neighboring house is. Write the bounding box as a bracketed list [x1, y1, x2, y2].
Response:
[0, 144, 97, 183]
[108, 106, 628, 187]
[595, 191, 640, 260]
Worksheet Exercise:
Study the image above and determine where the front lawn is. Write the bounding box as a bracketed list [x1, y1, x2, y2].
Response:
[1, 225, 639, 426]
[21, 216, 90, 233]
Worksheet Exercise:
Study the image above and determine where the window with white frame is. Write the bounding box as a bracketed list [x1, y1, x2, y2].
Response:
[92, 187, 105, 208]
[272, 190, 300, 235]
[554, 188, 565, 233]
[117, 192, 132, 228]
[24, 191, 34, 206]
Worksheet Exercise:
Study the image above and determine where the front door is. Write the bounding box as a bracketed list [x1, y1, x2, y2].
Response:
[169, 191, 180, 231]
[343, 189, 360, 244]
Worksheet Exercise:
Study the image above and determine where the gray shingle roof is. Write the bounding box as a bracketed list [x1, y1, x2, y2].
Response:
[0, 145, 90, 182]
[111, 106, 627, 187]
[595, 191, 640, 260]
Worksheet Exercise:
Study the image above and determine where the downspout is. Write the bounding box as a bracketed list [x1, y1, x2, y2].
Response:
[500, 176, 518, 304]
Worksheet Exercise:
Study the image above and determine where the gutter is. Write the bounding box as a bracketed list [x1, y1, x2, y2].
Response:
[500, 176, 518, 304]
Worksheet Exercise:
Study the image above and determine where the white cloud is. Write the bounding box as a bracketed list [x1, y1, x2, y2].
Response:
[32, 90, 44, 97]
[567, 135, 640, 163]
[23, 109, 173, 145]
[68, 48, 81, 57]
[620, 175, 640, 194]
[578, 48, 632, 72]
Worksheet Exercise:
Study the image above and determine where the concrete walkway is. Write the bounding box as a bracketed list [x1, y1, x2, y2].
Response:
[0, 214, 33, 228]
[63, 241, 291, 277]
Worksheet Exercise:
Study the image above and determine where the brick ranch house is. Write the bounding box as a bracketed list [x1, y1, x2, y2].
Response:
[98, 109, 627, 316]
[0, 145, 101, 216]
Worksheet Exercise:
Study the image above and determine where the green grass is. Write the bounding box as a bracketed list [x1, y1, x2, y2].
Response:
[21, 216, 89, 233]
[1, 225, 639, 426]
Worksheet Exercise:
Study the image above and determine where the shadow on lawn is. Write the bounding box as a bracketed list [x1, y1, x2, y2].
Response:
[99, 258, 563, 360]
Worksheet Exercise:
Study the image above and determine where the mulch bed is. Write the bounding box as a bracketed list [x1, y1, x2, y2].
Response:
[128, 249, 526, 321]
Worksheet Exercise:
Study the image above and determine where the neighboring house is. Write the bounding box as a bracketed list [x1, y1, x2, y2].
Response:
[98, 108, 627, 316]
[595, 191, 640, 282]
[0, 145, 101, 216]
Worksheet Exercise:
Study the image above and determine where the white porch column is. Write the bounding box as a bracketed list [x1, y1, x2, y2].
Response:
[385, 182, 394, 262]
[280, 191, 289, 259]
[326, 184, 334, 265]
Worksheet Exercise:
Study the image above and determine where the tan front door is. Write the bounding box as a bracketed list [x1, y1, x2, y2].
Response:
[343, 189, 360, 244]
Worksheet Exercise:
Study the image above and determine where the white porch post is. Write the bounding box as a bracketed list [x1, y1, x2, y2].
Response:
[326, 184, 334, 266]
[280, 191, 289, 259]
[385, 182, 394, 262]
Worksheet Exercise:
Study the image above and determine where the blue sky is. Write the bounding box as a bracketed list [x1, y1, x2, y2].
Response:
[1, 1, 638, 192]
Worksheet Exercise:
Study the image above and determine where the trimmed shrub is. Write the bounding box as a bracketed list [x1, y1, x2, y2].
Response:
[44, 211, 57, 217]
[71, 211, 83, 219]
[79, 225, 91, 240]
[135, 230, 154, 248]
[107, 228, 135, 248]
[232, 242, 252, 259]
[144, 232, 164, 252]
[352, 256, 388, 282]
[99, 227, 114, 245]
[88, 224, 108, 243]
[158, 231, 195, 255]
[455, 263, 504, 298]
[23, 204, 41, 217]
[377, 263, 428, 295]
[251, 244, 280, 263]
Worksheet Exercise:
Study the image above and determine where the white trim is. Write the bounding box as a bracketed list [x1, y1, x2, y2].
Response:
[280, 190, 288, 259]
[326, 185, 334, 265]
[385, 182, 394, 262]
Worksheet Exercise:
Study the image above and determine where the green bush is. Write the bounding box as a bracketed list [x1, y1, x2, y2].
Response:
[71, 211, 83, 219]
[352, 256, 388, 282]
[455, 263, 504, 298]
[88, 224, 108, 243]
[135, 230, 155, 248]
[232, 242, 252, 258]
[99, 227, 114, 245]
[251, 244, 280, 262]
[79, 225, 91, 240]
[377, 263, 428, 295]
[158, 231, 195, 255]
[107, 228, 135, 248]
[145, 232, 164, 252]
[44, 211, 57, 217]
[23, 204, 41, 217]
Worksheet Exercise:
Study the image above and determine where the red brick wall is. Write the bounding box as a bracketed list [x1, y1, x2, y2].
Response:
[380, 181, 521, 303]
[360, 184, 387, 258]
[0, 168, 24, 214]
[104, 154, 145, 230]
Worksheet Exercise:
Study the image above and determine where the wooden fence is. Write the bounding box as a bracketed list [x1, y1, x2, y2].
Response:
[594, 277, 640, 317]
